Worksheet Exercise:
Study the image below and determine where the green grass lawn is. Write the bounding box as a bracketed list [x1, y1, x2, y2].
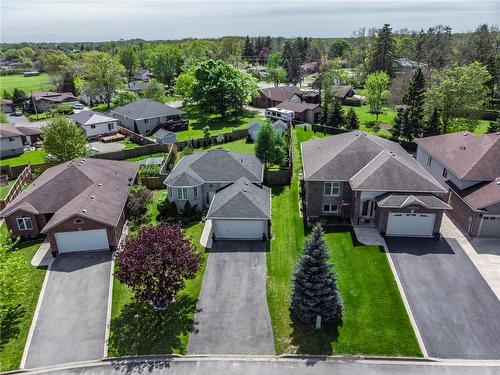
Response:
[108, 190, 208, 356]
[0, 180, 15, 199]
[119, 139, 141, 150]
[176, 108, 266, 142]
[0, 73, 54, 96]
[199, 138, 256, 154]
[0, 240, 46, 372]
[0, 149, 46, 168]
[266, 127, 421, 356]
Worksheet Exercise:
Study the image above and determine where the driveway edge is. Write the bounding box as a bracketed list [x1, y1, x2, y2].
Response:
[20, 260, 53, 369]
[103, 254, 115, 357]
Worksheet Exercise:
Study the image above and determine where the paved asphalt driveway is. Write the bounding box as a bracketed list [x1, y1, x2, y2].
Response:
[24, 252, 112, 368]
[386, 237, 500, 359]
[188, 241, 275, 355]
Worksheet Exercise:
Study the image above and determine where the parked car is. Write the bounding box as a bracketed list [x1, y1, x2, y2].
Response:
[73, 103, 84, 110]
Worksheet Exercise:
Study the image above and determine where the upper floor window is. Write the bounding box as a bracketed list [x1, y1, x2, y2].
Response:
[426, 155, 432, 167]
[324, 182, 340, 196]
[442, 168, 448, 178]
[17, 216, 33, 231]
[177, 188, 188, 200]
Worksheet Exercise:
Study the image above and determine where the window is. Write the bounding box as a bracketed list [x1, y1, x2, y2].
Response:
[323, 204, 338, 213]
[177, 188, 188, 200]
[169, 188, 173, 199]
[193, 186, 198, 199]
[9, 137, 15, 142]
[108, 123, 114, 131]
[144, 119, 149, 123]
[16, 216, 33, 231]
[442, 168, 448, 178]
[426, 155, 432, 167]
[90, 125, 96, 129]
[324, 182, 340, 196]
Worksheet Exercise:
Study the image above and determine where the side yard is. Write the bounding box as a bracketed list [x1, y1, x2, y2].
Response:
[266, 127, 421, 356]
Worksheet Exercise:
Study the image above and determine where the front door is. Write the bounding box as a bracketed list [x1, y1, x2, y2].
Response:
[206, 191, 215, 206]
[361, 200, 376, 219]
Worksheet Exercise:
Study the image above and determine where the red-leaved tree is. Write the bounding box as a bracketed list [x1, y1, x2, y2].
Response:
[115, 224, 201, 309]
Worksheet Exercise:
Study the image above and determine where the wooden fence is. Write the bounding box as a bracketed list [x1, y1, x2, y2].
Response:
[174, 128, 249, 151]
[93, 143, 170, 161]
[0, 165, 32, 210]
[118, 126, 155, 145]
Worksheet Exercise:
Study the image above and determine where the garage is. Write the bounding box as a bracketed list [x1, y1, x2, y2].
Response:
[479, 215, 500, 237]
[213, 219, 267, 240]
[55, 229, 110, 253]
[386, 212, 436, 237]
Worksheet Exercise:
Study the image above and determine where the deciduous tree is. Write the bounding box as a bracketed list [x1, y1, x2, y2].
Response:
[113, 90, 138, 106]
[365, 71, 389, 121]
[143, 80, 166, 102]
[42, 116, 90, 162]
[255, 122, 286, 168]
[146, 45, 185, 87]
[126, 185, 153, 224]
[119, 46, 138, 80]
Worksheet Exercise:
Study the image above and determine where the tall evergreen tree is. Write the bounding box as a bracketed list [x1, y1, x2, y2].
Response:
[391, 106, 410, 140]
[283, 40, 302, 85]
[243, 36, 254, 62]
[345, 108, 360, 130]
[328, 96, 345, 127]
[422, 107, 443, 137]
[291, 224, 343, 327]
[369, 24, 395, 77]
[487, 118, 499, 134]
[254, 36, 264, 57]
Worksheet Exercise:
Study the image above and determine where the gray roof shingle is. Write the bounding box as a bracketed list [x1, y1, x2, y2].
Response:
[111, 99, 185, 120]
[69, 110, 117, 126]
[376, 193, 451, 209]
[207, 177, 270, 219]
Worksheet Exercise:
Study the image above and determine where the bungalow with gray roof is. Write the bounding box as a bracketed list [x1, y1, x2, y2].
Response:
[69, 110, 118, 139]
[301, 132, 450, 237]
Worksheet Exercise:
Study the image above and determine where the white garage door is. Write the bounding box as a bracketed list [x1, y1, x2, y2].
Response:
[55, 229, 109, 253]
[214, 220, 267, 240]
[386, 212, 436, 237]
[479, 216, 500, 237]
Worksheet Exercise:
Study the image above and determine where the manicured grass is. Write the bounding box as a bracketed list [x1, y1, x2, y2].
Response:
[0, 149, 46, 168]
[125, 152, 167, 162]
[0, 180, 15, 199]
[0, 73, 54, 96]
[266, 127, 421, 356]
[0, 241, 46, 372]
[107, 192, 207, 356]
[176, 108, 266, 142]
[119, 139, 141, 150]
[91, 103, 115, 112]
[200, 138, 256, 154]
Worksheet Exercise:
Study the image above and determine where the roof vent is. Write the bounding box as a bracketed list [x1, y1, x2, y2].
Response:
[354, 132, 358, 136]
[90, 195, 95, 199]
[463, 132, 469, 136]
[459, 146, 466, 150]
[243, 189, 247, 192]
[82, 209, 87, 213]
[98, 183, 102, 186]
[244, 181, 249, 185]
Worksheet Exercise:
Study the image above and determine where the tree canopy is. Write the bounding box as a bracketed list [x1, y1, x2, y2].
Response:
[365, 71, 389, 120]
[143, 80, 166, 102]
[255, 122, 286, 168]
[42, 116, 90, 163]
[369, 24, 395, 77]
[146, 45, 185, 87]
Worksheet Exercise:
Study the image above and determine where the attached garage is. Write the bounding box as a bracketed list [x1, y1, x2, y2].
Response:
[55, 229, 110, 253]
[479, 215, 500, 237]
[213, 219, 267, 240]
[386, 212, 436, 237]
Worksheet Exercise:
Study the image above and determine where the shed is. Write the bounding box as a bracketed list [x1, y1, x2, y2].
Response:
[154, 128, 177, 144]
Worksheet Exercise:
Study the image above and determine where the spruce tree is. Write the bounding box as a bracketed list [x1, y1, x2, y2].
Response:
[291, 224, 343, 327]
[328, 96, 345, 128]
[487, 118, 499, 134]
[392, 106, 410, 140]
[243, 36, 254, 62]
[369, 24, 395, 77]
[345, 108, 360, 130]
[422, 107, 443, 137]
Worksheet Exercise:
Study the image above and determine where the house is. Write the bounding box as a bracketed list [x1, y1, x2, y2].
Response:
[128, 81, 147, 94]
[301, 132, 450, 237]
[301, 90, 321, 104]
[69, 110, 118, 139]
[110, 99, 187, 136]
[0, 158, 139, 254]
[274, 101, 321, 123]
[153, 128, 177, 144]
[207, 177, 271, 240]
[252, 86, 302, 108]
[330, 85, 356, 100]
[300, 61, 319, 74]
[415, 132, 500, 237]
[395, 58, 428, 73]
[17, 126, 43, 146]
[247, 120, 287, 141]
[134, 68, 153, 81]
[1, 99, 13, 113]
[29, 91, 79, 112]
[0, 123, 24, 157]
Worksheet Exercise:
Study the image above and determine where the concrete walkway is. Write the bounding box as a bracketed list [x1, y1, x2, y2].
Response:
[199, 220, 213, 249]
[31, 239, 53, 267]
[440, 213, 500, 301]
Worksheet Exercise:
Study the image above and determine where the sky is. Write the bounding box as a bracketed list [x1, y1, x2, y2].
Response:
[1, 0, 499, 43]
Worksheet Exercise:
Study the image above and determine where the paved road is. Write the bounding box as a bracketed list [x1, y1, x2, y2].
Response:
[386, 237, 500, 359]
[17, 357, 500, 375]
[24, 252, 112, 368]
[187, 241, 275, 355]
[7, 113, 48, 128]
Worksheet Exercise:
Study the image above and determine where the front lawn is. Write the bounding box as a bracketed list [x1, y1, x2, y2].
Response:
[0, 240, 46, 372]
[0, 150, 46, 168]
[176, 108, 266, 142]
[266, 127, 421, 356]
[107, 191, 207, 356]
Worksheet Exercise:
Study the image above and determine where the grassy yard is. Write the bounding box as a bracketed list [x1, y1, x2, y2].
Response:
[199, 138, 255, 154]
[0, 180, 15, 199]
[0, 149, 46, 168]
[266, 127, 421, 356]
[108, 190, 208, 356]
[0, 73, 54, 96]
[119, 139, 142, 150]
[0, 240, 46, 372]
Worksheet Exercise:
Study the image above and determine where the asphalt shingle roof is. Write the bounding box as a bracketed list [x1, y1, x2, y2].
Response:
[207, 177, 270, 219]
[111, 99, 185, 120]
[69, 110, 117, 126]
[164, 150, 263, 187]
[448, 178, 500, 212]
[0, 123, 23, 138]
[261, 86, 302, 103]
[376, 193, 451, 209]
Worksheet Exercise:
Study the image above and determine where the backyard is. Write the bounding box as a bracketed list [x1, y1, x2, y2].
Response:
[0, 73, 54, 96]
[265, 127, 421, 356]
[0, 235, 46, 372]
[0, 150, 46, 168]
[0, 180, 15, 199]
[107, 190, 208, 356]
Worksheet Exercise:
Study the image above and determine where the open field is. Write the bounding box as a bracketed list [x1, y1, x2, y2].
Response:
[0, 74, 54, 96]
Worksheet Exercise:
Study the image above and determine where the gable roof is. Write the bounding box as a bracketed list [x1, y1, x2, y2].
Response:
[31, 91, 77, 102]
[276, 101, 319, 113]
[207, 177, 270, 219]
[272, 119, 288, 132]
[111, 99, 185, 120]
[128, 81, 147, 91]
[330, 85, 354, 98]
[260, 86, 302, 103]
[415, 132, 500, 180]
[69, 110, 117, 126]
[0, 123, 23, 138]
[376, 193, 451, 210]
[153, 128, 175, 139]
[17, 126, 43, 136]
[164, 149, 263, 187]
[247, 121, 261, 131]
[0, 158, 139, 231]
[302, 132, 445, 193]
[448, 178, 500, 212]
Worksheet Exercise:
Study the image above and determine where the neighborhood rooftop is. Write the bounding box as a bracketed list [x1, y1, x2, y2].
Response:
[69, 110, 117, 126]
[0, 122, 23, 138]
[111, 98, 185, 120]
[260, 86, 302, 102]
[275, 100, 319, 113]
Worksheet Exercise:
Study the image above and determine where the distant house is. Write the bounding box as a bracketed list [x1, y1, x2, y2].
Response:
[330, 85, 356, 100]
[69, 110, 118, 139]
[274, 101, 321, 123]
[0, 123, 24, 157]
[416, 132, 500, 237]
[128, 81, 148, 94]
[17, 126, 43, 146]
[301, 90, 321, 104]
[395, 58, 428, 73]
[252, 86, 303, 108]
[134, 68, 153, 81]
[110, 99, 187, 136]
[153, 128, 177, 144]
[1, 99, 13, 113]
[247, 120, 287, 141]
[300, 61, 319, 74]
[29, 91, 79, 112]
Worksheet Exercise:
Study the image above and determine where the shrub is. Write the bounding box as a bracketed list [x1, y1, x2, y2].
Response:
[50, 103, 74, 116]
[126, 185, 153, 223]
[343, 97, 364, 107]
[139, 164, 161, 177]
[157, 194, 178, 222]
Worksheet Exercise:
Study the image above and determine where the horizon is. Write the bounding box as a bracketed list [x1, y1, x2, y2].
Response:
[1, 0, 499, 44]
